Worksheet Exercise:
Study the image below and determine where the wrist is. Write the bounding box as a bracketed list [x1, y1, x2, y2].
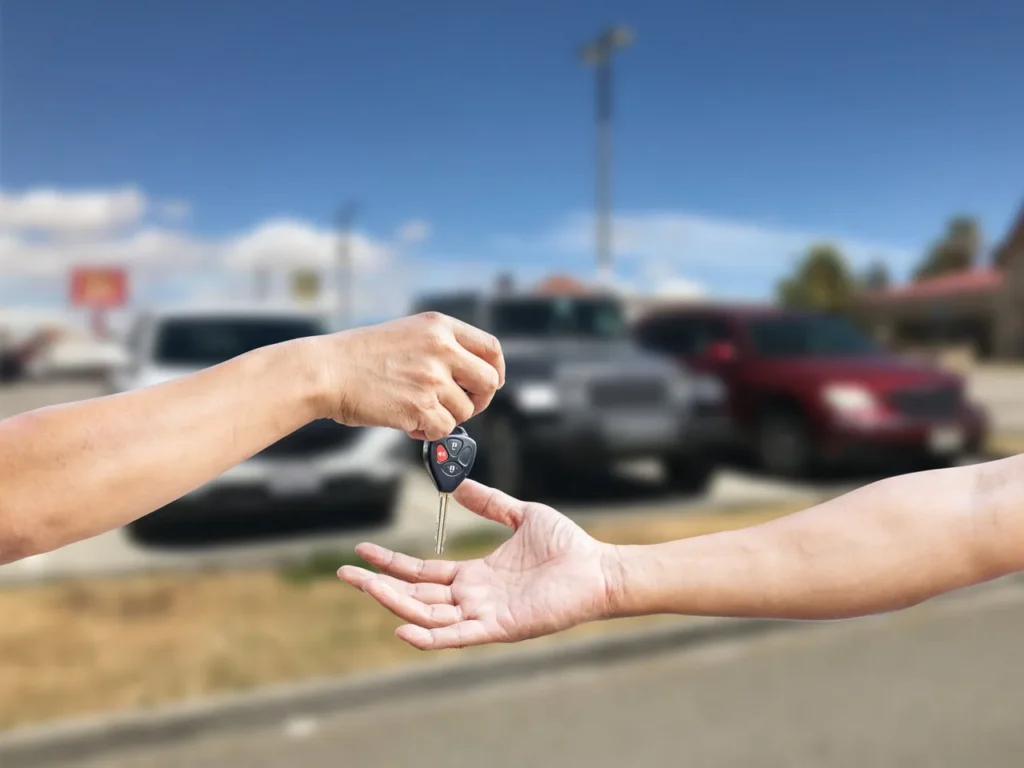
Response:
[598, 542, 641, 620]
[270, 336, 333, 423]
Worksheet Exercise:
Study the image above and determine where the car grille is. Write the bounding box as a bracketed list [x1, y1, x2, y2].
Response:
[888, 385, 961, 420]
[589, 378, 669, 408]
[257, 420, 360, 457]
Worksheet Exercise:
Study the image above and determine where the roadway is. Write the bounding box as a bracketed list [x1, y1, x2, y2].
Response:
[63, 578, 1024, 768]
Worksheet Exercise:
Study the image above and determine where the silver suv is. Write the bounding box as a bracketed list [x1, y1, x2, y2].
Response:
[411, 290, 732, 497]
[110, 305, 407, 533]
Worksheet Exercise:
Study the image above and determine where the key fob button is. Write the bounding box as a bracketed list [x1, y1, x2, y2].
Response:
[446, 438, 463, 454]
[443, 462, 462, 477]
[457, 445, 475, 468]
[435, 444, 449, 463]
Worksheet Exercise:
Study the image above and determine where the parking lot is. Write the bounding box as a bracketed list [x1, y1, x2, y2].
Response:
[3, 372, 1015, 583]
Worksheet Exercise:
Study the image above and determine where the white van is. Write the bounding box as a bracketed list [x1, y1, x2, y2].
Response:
[110, 305, 407, 531]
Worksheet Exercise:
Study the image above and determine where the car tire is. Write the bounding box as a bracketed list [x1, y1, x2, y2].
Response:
[663, 454, 715, 495]
[481, 413, 544, 499]
[757, 408, 814, 478]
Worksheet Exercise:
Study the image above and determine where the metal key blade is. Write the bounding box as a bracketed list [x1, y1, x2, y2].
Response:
[434, 492, 451, 555]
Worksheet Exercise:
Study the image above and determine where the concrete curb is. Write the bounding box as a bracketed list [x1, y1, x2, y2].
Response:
[0, 615, 798, 768]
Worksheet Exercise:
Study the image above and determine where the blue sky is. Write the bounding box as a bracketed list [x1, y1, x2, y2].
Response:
[1, 0, 1022, 321]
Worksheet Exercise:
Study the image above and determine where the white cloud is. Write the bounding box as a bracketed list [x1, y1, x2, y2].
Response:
[395, 219, 432, 245]
[540, 210, 914, 296]
[0, 187, 409, 322]
[159, 199, 191, 221]
[0, 187, 147, 235]
[223, 217, 392, 271]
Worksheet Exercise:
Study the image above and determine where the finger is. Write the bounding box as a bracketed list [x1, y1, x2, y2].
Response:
[448, 345, 500, 400]
[363, 580, 462, 628]
[448, 320, 505, 388]
[436, 381, 475, 425]
[453, 480, 525, 529]
[419, 405, 457, 442]
[338, 566, 454, 604]
[395, 620, 498, 650]
[355, 542, 459, 584]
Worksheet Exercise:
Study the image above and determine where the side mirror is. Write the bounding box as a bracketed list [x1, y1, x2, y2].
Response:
[703, 340, 738, 364]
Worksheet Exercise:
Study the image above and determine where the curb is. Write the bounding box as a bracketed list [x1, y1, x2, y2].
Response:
[0, 615, 797, 768]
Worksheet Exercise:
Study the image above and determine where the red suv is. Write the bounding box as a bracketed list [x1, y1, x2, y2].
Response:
[633, 306, 988, 476]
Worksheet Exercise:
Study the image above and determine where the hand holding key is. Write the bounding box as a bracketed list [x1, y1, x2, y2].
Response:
[338, 480, 614, 649]
[317, 312, 504, 441]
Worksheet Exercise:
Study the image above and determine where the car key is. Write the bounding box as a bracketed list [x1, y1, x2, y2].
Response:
[422, 426, 477, 555]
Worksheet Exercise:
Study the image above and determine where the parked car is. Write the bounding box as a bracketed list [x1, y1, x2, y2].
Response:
[109, 305, 407, 531]
[410, 290, 733, 497]
[633, 306, 988, 476]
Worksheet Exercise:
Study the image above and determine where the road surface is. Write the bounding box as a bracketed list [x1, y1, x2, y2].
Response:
[63, 579, 1024, 768]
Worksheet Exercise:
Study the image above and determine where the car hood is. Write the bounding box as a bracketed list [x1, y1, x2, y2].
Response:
[769, 355, 961, 391]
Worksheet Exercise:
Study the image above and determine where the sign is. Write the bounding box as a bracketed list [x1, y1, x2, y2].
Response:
[290, 269, 320, 303]
[70, 267, 128, 309]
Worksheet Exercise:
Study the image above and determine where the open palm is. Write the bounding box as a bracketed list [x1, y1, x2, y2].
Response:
[338, 480, 616, 650]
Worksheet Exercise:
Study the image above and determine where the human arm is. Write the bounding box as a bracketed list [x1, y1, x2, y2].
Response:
[340, 457, 1024, 649]
[0, 313, 504, 565]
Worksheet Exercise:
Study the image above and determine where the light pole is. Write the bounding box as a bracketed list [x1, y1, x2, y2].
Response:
[580, 26, 633, 288]
[336, 201, 358, 328]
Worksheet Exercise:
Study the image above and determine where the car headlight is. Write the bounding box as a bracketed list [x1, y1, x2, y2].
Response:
[514, 382, 560, 412]
[822, 384, 877, 414]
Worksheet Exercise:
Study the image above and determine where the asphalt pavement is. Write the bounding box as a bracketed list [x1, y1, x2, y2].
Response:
[59, 579, 1024, 768]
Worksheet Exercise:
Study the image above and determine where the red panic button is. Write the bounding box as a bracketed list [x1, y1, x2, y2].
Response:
[435, 444, 449, 463]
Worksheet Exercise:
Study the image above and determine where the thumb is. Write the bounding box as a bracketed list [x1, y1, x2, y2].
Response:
[453, 480, 526, 529]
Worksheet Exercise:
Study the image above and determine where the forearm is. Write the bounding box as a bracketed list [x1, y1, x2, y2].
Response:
[0, 339, 324, 563]
[608, 458, 1024, 620]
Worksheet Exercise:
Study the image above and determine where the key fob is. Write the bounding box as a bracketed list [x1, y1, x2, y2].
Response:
[423, 426, 477, 493]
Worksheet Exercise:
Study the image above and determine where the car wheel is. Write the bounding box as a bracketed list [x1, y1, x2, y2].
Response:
[663, 454, 715, 495]
[757, 409, 814, 478]
[483, 414, 543, 499]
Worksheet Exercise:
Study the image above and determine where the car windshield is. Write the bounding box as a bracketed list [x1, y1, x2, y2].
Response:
[746, 314, 880, 358]
[491, 297, 627, 339]
[154, 316, 325, 366]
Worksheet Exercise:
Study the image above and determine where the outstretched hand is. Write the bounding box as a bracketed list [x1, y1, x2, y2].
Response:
[338, 480, 619, 650]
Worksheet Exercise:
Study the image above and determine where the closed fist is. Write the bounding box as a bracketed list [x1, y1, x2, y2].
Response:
[319, 312, 504, 441]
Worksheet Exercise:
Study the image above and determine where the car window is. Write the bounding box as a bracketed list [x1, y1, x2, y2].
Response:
[153, 317, 326, 367]
[636, 317, 696, 355]
[492, 297, 627, 339]
[746, 314, 879, 357]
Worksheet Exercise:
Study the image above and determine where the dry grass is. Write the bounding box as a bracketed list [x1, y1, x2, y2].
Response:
[0, 501, 804, 732]
[988, 432, 1024, 457]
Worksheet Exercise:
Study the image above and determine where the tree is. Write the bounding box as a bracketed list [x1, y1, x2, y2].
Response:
[776, 243, 856, 313]
[860, 260, 891, 291]
[912, 215, 982, 281]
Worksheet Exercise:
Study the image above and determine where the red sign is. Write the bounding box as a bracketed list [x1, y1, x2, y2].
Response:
[69, 267, 128, 308]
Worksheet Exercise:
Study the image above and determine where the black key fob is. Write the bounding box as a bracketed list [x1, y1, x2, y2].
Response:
[423, 426, 477, 493]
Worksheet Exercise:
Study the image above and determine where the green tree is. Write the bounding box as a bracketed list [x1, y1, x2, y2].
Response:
[912, 215, 982, 281]
[776, 243, 856, 313]
[860, 260, 891, 291]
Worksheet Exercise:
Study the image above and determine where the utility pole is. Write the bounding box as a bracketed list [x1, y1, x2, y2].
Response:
[580, 26, 633, 288]
[336, 202, 358, 328]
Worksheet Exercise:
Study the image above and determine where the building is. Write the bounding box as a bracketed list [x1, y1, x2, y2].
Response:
[858, 203, 1024, 359]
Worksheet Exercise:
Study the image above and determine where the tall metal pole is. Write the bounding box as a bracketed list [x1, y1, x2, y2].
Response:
[595, 58, 613, 288]
[581, 26, 633, 289]
[336, 202, 358, 328]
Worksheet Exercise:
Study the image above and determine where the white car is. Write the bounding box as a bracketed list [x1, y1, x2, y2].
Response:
[110, 305, 407, 532]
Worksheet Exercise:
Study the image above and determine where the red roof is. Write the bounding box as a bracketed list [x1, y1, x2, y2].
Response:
[533, 274, 592, 295]
[862, 268, 1004, 303]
